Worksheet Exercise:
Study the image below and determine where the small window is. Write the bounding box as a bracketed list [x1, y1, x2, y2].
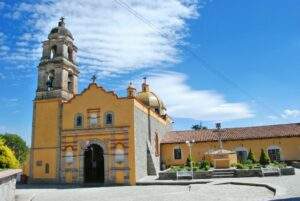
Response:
[174, 147, 182, 160]
[45, 163, 49, 174]
[90, 113, 98, 127]
[105, 112, 113, 125]
[46, 70, 55, 91]
[50, 45, 57, 59]
[75, 114, 83, 128]
[68, 74, 73, 92]
[268, 148, 281, 162]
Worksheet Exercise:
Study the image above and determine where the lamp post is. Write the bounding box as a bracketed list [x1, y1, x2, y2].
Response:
[215, 123, 223, 150]
[186, 140, 195, 179]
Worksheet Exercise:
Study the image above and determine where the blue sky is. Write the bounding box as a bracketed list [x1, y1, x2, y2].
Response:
[1, 0, 300, 145]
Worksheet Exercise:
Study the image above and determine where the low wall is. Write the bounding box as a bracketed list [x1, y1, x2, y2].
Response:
[0, 169, 22, 201]
[235, 169, 262, 177]
[280, 167, 295, 175]
[158, 170, 213, 180]
[291, 161, 300, 169]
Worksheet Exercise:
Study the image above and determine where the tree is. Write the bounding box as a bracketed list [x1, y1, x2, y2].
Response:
[0, 133, 29, 164]
[0, 138, 19, 169]
[259, 149, 270, 166]
[247, 149, 256, 163]
[191, 123, 207, 130]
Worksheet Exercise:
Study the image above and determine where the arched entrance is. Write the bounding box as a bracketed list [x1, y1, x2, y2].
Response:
[84, 144, 104, 183]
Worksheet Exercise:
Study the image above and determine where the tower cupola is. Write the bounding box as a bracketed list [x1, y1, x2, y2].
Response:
[36, 18, 79, 100]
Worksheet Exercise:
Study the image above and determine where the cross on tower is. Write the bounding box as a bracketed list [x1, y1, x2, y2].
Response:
[143, 77, 147, 84]
[59, 17, 65, 27]
[91, 74, 97, 83]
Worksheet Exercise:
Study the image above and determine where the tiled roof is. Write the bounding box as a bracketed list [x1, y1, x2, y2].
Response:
[161, 123, 300, 144]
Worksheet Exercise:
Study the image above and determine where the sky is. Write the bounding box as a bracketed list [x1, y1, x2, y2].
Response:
[1, 0, 300, 145]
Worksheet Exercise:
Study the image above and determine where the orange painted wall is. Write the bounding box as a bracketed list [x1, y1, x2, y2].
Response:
[31, 99, 61, 179]
[161, 137, 300, 166]
[62, 84, 136, 185]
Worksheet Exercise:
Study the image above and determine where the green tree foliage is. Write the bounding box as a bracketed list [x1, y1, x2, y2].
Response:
[259, 149, 270, 166]
[0, 133, 28, 164]
[247, 149, 256, 163]
[186, 155, 193, 167]
[191, 123, 207, 130]
[0, 138, 19, 168]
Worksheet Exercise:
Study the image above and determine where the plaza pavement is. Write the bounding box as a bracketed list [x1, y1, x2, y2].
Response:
[15, 169, 300, 201]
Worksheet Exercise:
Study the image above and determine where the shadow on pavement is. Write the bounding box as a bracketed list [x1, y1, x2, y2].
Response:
[17, 183, 128, 189]
[271, 197, 300, 201]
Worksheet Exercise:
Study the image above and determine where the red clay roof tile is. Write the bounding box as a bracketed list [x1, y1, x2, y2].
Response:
[161, 123, 300, 144]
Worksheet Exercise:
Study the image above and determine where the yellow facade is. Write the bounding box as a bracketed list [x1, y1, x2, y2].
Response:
[28, 19, 173, 185]
[29, 82, 171, 185]
[161, 137, 300, 167]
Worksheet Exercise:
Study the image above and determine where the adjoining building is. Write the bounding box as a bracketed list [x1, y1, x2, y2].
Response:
[26, 19, 300, 185]
[28, 19, 172, 185]
[161, 123, 300, 167]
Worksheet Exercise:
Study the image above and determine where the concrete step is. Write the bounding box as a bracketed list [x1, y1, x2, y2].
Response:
[212, 174, 235, 178]
[213, 172, 235, 175]
[213, 169, 235, 172]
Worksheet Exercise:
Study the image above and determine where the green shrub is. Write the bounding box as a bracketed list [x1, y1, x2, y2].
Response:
[247, 149, 256, 163]
[259, 149, 270, 166]
[199, 160, 210, 170]
[236, 163, 244, 169]
[0, 138, 19, 169]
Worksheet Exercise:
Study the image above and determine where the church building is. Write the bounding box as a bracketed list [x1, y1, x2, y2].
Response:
[29, 19, 172, 185]
[27, 19, 300, 185]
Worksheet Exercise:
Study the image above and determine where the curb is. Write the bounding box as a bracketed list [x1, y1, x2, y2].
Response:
[136, 180, 211, 186]
[216, 182, 276, 196]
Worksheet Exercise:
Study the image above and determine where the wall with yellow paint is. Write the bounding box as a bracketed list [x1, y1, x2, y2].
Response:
[31, 99, 61, 180]
[62, 84, 136, 185]
[161, 137, 300, 166]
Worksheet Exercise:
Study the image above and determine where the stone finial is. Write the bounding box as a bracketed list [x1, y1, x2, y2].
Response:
[127, 82, 136, 98]
[142, 77, 149, 92]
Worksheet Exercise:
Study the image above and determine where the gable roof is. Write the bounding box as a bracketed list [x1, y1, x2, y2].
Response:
[161, 123, 300, 144]
[64, 83, 127, 104]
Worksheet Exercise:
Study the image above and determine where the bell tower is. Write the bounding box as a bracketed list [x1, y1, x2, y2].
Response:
[30, 18, 79, 183]
[36, 17, 79, 100]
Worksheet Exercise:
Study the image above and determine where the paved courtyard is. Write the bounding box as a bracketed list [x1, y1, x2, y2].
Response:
[16, 169, 300, 201]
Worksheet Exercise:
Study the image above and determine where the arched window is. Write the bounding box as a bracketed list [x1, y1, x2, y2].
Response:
[45, 163, 49, 174]
[155, 133, 159, 156]
[234, 147, 248, 163]
[68, 74, 73, 92]
[68, 46, 73, 62]
[267, 146, 281, 162]
[50, 45, 57, 59]
[74, 114, 83, 128]
[46, 70, 55, 91]
[105, 112, 114, 126]
[173, 146, 182, 160]
[115, 144, 125, 164]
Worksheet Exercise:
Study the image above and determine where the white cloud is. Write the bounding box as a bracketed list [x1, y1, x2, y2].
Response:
[6, 0, 199, 79]
[281, 109, 300, 119]
[134, 71, 253, 121]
